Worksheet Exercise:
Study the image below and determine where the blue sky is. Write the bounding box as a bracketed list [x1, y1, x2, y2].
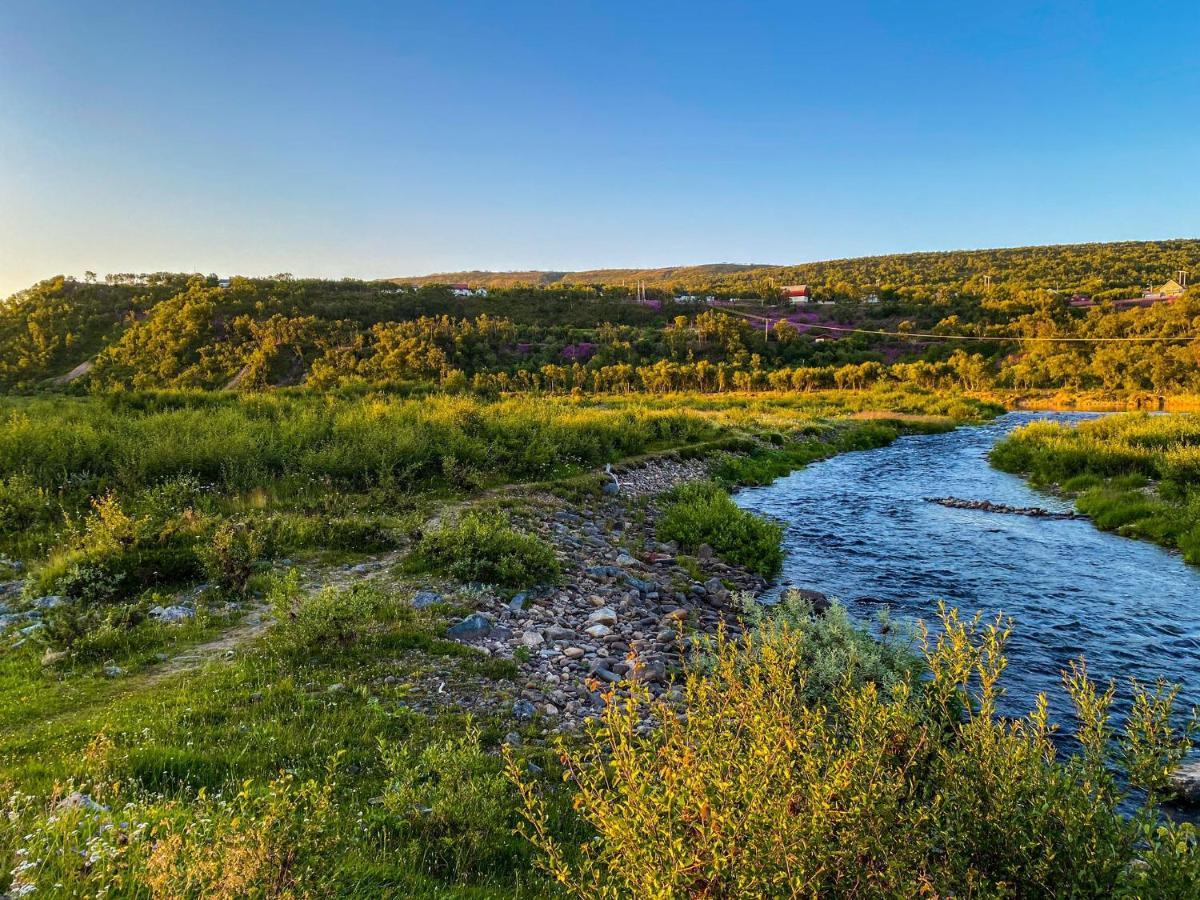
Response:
[1, 1, 1197, 296]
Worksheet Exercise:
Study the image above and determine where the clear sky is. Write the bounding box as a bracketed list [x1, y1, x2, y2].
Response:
[2, 1, 1198, 297]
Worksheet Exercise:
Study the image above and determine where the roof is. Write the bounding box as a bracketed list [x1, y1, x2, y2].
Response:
[781, 284, 810, 295]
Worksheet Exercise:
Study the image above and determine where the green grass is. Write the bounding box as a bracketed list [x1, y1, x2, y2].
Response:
[0, 581, 558, 896]
[991, 413, 1200, 563]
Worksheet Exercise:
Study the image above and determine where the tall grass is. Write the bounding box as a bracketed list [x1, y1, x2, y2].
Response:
[0, 392, 718, 496]
[992, 413, 1200, 563]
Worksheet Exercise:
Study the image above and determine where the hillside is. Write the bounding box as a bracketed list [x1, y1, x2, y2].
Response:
[393, 239, 1200, 300]
[1, 238, 1198, 394]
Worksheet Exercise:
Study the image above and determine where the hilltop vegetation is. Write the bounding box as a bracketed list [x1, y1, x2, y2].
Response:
[1, 239, 1198, 395]
[394, 238, 1200, 302]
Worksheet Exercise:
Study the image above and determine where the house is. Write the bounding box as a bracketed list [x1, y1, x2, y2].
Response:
[1068, 294, 1094, 308]
[218, 277, 231, 289]
[676, 294, 701, 304]
[863, 293, 880, 304]
[782, 284, 811, 304]
[1154, 278, 1187, 298]
[448, 282, 472, 297]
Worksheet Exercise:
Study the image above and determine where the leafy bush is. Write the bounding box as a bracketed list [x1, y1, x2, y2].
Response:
[509, 606, 1198, 898]
[406, 511, 559, 588]
[268, 574, 388, 657]
[201, 520, 265, 595]
[727, 592, 921, 706]
[657, 481, 783, 577]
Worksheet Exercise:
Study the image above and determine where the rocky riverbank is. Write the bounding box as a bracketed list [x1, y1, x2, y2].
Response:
[426, 456, 775, 732]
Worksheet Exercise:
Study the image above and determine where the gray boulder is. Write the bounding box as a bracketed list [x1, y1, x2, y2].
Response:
[411, 590, 441, 609]
[447, 613, 492, 640]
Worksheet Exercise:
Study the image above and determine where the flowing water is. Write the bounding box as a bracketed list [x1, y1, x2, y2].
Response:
[734, 411, 1200, 731]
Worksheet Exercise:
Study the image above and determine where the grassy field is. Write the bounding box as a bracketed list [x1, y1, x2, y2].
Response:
[991, 413, 1200, 563]
[5, 388, 1197, 896]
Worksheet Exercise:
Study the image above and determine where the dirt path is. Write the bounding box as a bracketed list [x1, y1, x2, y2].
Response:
[140, 548, 409, 685]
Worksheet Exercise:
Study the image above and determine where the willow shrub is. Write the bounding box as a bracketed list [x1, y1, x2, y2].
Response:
[509, 606, 1199, 898]
[657, 481, 783, 577]
[405, 510, 560, 588]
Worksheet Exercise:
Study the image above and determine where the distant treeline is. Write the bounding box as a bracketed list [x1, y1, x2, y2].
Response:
[394, 238, 1200, 301]
[1, 239, 1198, 394]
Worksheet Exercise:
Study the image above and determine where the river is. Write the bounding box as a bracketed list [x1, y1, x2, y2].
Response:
[734, 411, 1200, 732]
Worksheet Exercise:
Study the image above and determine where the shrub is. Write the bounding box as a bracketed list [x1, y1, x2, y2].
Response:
[509, 606, 1198, 898]
[657, 482, 783, 577]
[406, 511, 560, 588]
[201, 520, 265, 595]
[726, 592, 921, 706]
[268, 575, 388, 657]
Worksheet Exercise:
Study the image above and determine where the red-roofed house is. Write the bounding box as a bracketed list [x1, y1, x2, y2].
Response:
[782, 284, 811, 304]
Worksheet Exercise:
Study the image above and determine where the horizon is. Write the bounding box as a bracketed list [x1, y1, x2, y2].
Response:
[3, 1, 1199, 297]
[11, 232, 1200, 294]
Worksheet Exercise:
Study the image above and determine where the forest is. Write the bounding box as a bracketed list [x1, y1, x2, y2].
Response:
[2, 238, 1198, 397]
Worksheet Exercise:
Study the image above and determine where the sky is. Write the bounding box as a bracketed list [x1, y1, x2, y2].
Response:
[2, 0, 1198, 297]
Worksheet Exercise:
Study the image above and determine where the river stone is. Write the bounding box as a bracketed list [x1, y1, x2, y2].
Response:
[788, 588, 830, 614]
[616, 552, 637, 567]
[1170, 760, 1200, 804]
[587, 607, 617, 626]
[150, 604, 194, 624]
[448, 613, 492, 640]
[512, 699, 536, 719]
[411, 590, 441, 609]
[585, 623, 612, 638]
[563, 646, 586, 659]
[545, 625, 575, 641]
[520, 630, 544, 649]
[508, 591, 528, 611]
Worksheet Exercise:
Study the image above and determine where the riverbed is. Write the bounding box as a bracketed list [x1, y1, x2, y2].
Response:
[734, 411, 1200, 730]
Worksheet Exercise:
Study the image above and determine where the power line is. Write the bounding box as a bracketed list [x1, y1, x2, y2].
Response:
[720, 310, 1197, 344]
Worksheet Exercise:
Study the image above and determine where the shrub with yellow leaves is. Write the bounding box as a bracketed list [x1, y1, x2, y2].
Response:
[508, 605, 1199, 898]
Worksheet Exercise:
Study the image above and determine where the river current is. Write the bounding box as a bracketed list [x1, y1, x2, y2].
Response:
[734, 411, 1200, 730]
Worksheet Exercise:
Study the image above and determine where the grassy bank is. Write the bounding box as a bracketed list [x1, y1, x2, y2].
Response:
[991, 413, 1200, 563]
[0, 386, 1013, 896]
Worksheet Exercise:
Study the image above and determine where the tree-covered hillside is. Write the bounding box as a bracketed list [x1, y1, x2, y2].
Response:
[2, 239, 1198, 394]
[394, 239, 1200, 302]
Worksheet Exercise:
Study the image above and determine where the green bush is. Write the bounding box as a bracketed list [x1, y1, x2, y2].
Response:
[728, 593, 921, 706]
[657, 482, 783, 577]
[405, 511, 560, 588]
[268, 574, 389, 657]
[509, 606, 1199, 898]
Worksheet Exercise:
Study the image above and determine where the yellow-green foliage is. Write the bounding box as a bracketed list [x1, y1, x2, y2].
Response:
[406, 511, 560, 588]
[508, 607, 1198, 898]
[657, 482, 783, 577]
[5, 766, 341, 899]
